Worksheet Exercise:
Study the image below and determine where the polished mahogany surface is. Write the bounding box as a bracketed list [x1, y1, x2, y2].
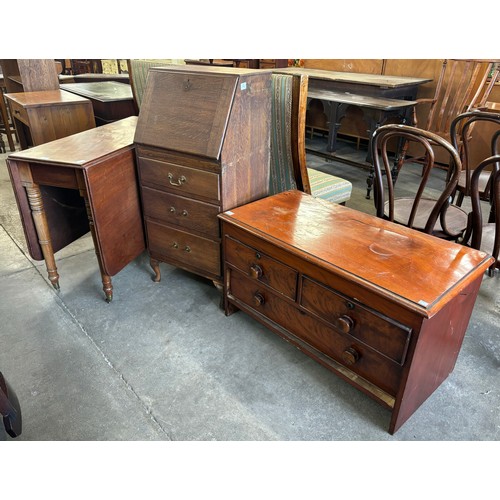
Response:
[220, 190, 492, 315]
[220, 190, 493, 433]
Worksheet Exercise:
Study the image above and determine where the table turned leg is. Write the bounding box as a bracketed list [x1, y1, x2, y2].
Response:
[25, 184, 60, 290]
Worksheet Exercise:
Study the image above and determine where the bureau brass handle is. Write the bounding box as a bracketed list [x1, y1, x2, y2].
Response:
[337, 315, 355, 334]
[249, 264, 263, 279]
[181, 210, 188, 217]
[253, 293, 265, 307]
[168, 173, 187, 186]
[170, 207, 176, 213]
[342, 347, 360, 366]
[171, 242, 179, 249]
[184, 246, 191, 253]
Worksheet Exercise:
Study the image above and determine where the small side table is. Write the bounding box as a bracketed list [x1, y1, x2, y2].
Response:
[5, 89, 96, 149]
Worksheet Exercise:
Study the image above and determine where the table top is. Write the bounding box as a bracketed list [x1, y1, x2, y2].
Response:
[279, 67, 431, 88]
[5, 89, 91, 107]
[73, 73, 130, 82]
[8, 116, 137, 168]
[59, 81, 133, 102]
[307, 89, 417, 110]
[219, 190, 492, 315]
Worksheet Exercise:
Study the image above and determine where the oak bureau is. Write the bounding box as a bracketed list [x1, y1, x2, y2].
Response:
[134, 65, 271, 286]
[219, 190, 493, 433]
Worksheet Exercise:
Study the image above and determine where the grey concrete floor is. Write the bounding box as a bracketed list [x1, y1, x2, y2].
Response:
[1, 133, 499, 443]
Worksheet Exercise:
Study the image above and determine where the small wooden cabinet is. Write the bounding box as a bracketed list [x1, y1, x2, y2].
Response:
[5, 90, 96, 149]
[219, 190, 493, 433]
[134, 65, 271, 284]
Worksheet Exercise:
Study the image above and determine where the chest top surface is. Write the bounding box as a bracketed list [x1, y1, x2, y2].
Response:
[219, 190, 492, 314]
[8, 116, 137, 168]
[134, 66, 270, 159]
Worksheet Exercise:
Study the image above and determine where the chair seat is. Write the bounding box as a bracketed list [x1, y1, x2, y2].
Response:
[386, 198, 468, 237]
[307, 168, 352, 204]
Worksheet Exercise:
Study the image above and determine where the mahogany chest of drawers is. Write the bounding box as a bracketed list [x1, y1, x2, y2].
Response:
[134, 65, 271, 284]
[219, 190, 493, 433]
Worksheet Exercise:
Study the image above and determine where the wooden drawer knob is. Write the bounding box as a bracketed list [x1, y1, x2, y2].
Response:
[249, 264, 263, 279]
[342, 347, 360, 365]
[337, 315, 355, 334]
[253, 292, 265, 307]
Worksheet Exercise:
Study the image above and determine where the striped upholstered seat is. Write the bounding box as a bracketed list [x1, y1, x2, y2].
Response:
[270, 73, 352, 204]
[306, 168, 352, 204]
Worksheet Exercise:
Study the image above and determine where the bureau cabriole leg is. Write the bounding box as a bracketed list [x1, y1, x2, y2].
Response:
[150, 258, 161, 282]
[79, 185, 113, 303]
[25, 184, 61, 290]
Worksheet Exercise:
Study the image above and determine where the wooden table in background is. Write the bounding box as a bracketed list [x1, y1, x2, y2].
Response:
[279, 67, 431, 160]
[6, 116, 145, 302]
[60, 81, 135, 125]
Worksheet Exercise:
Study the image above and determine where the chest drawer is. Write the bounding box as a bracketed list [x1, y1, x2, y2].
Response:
[146, 219, 220, 277]
[9, 100, 29, 125]
[229, 269, 402, 396]
[138, 156, 220, 202]
[225, 236, 298, 300]
[141, 186, 220, 237]
[300, 277, 412, 365]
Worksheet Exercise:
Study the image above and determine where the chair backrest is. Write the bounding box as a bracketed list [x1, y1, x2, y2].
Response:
[421, 59, 500, 139]
[371, 124, 462, 234]
[469, 155, 500, 272]
[450, 110, 500, 198]
[127, 59, 181, 114]
[269, 72, 311, 195]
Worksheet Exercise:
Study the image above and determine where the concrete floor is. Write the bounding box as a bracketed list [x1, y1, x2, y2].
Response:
[1, 134, 499, 442]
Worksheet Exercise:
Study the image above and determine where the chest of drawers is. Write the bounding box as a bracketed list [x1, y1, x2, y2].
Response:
[134, 65, 271, 285]
[219, 190, 493, 433]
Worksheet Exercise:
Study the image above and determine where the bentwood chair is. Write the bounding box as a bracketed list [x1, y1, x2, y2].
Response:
[0, 371, 22, 438]
[270, 72, 352, 204]
[395, 59, 500, 175]
[461, 155, 500, 276]
[450, 110, 500, 207]
[371, 124, 468, 240]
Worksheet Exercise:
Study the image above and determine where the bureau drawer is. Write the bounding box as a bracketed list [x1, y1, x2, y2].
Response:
[138, 156, 220, 202]
[146, 220, 220, 277]
[225, 236, 297, 300]
[142, 186, 220, 237]
[9, 100, 29, 125]
[300, 277, 412, 365]
[229, 270, 401, 396]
